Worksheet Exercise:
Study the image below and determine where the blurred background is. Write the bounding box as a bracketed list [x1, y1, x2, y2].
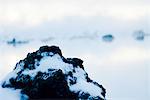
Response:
[0, 0, 150, 100]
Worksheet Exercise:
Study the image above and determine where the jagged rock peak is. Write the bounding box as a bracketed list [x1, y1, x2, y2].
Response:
[2, 45, 106, 100]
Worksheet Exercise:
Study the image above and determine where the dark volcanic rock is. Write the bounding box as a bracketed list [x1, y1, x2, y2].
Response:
[102, 34, 114, 42]
[1, 45, 106, 100]
[133, 30, 145, 41]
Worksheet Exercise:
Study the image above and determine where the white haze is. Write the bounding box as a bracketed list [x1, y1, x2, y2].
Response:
[0, 0, 150, 100]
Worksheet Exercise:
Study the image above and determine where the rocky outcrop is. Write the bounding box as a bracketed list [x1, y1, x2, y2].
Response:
[102, 34, 114, 42]
[1, 45, 106, 100]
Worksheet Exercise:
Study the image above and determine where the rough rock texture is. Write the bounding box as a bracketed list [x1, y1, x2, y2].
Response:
[1, 45, 106, 100]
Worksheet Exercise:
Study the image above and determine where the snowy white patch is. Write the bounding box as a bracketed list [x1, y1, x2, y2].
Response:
[0, 81, 28, 100]
[70, 78, 103, 98]
[0, 87, 21, 100]
[39, 54, 73, 73]
[69, 67, 104, 99]
[22, 54, 74, 78]
[1, 71, 17, 85]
